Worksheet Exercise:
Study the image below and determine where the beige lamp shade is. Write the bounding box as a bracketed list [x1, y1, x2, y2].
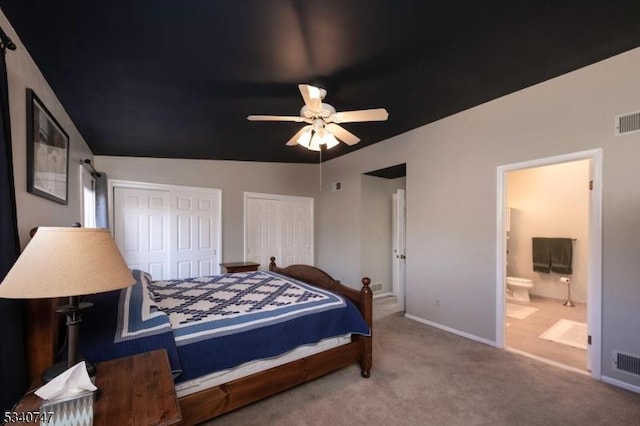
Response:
[0, 227, 135, 298]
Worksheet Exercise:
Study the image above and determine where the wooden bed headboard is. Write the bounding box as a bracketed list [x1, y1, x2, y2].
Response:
[268, 256, 372, 321]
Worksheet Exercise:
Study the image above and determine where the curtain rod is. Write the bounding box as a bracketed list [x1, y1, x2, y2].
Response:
[81, 159, 102, 177]
[0, 27, 16, 51]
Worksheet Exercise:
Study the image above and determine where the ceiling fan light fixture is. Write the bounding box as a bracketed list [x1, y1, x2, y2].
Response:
[321, 131, 339, 149]
[249, 83, 388, 150]
[297, 127, 313, 148]
[308, 133, 321, 151]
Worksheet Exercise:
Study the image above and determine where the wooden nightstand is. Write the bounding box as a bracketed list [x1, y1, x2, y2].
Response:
[221, 261, 260, 273]
[11, 350, 181, 425]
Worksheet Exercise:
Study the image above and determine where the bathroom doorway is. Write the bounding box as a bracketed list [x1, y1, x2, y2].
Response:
[361, 164, 406, 311]
[496, 149, 602, 379]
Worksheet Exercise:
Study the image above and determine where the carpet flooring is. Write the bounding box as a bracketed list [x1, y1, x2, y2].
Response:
[203, 297, 640, 425]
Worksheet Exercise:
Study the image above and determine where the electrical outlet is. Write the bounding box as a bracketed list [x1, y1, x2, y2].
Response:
[436, 298, 441, 307]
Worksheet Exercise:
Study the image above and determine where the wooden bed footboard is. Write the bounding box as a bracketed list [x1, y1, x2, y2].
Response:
[25, 259, 372, 426]
[176, 259, 372, 425]
[269, 257, 372, 377]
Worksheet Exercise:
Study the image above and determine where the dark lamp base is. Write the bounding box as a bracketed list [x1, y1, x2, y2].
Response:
[42, 357, 96, 383]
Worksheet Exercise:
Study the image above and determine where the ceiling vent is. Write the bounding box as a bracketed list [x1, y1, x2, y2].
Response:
[615, 111, 640, 135]
[613, 350, 640, 376]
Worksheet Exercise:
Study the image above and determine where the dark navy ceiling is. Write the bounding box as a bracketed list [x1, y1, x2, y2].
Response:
[2, 1, 640, 163]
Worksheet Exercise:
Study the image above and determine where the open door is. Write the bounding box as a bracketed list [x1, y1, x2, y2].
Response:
[392, 189, 406, 311]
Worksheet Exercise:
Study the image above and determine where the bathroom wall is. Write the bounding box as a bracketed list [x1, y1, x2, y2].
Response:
[506, 160, 590, 302]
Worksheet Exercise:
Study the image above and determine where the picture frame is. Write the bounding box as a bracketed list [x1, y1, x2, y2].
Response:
[26, 88, 69, 204]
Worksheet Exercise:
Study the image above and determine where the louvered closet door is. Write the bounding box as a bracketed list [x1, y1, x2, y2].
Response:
[113, 187, 170, 279]
[170, 191, 220, 278]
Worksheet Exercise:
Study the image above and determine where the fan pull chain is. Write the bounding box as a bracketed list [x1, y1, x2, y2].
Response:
[319, 147, 322, 192]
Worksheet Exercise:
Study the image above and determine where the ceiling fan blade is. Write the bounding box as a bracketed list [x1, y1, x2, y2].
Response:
[325, 123, 361, 146]
[247, 115, 308, 122]
[286, 125, 313, 146]
[298, 84, 322, 112]
[333, 108, 389, 123]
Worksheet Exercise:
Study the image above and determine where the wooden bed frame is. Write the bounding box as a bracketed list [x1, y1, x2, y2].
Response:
[26, 257, 372, 425]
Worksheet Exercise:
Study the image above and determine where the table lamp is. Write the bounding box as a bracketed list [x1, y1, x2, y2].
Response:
[0, 227, 135, 381]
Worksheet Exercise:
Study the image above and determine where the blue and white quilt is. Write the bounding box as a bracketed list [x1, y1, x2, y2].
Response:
[79, 269, 369, 384]
[150, 271, 347, 344]
[78, 270, 182, 375]
[150, 270, 370, 382]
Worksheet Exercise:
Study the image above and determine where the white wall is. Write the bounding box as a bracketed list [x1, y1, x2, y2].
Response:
[507, 160, 589, 303]
[94, 156, 319, 266]
[2, 11, 93, 249]
[318, 47, 640, 387]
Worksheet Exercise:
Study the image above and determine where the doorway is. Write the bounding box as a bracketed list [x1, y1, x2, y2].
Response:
[496, 149, 602, 378]
[392, 189, 406, 311]
[361, 163, 406, 311]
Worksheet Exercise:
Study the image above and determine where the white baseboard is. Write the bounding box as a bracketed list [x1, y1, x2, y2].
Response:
[601, 375, 640, 394]
[404, 314, 496, 347]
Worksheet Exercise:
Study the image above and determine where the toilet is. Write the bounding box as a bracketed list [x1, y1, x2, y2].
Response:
[506, 276, 534, 302]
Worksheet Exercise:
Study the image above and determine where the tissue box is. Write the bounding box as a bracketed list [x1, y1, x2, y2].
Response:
[40, 390, 94, 426]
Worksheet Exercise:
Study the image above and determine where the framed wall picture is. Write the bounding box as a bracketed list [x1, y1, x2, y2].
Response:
[26, 89, 69, 204]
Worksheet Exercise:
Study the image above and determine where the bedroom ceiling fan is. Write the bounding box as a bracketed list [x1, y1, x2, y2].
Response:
[247, 84, 389, 151]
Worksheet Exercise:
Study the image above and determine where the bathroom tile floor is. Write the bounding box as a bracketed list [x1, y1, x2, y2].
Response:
[506, 295, 588, 371]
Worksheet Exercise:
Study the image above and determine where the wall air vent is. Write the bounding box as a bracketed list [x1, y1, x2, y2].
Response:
[371, 283, 383, 293]
[615, 111, 640, 135]
[613, 351, 640, 376]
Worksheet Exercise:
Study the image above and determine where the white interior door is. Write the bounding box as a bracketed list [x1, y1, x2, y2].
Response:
[112, 181, 222, 280]
[392, 189, 407, 311]
[246, 197, 280, 269]
[245, 193, 314, 269]
[170, 190, 220, 279]
[113, 187, 170, 279]
[280, 199, 313, 265]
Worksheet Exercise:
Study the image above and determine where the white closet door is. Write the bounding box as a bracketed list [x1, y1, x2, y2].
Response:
[113, 187, 170, 279]
[245, 194, 313, 269]
[170, 191, 220, 278]
[280, 199, 313, 265]
[246, 197, 280, 269]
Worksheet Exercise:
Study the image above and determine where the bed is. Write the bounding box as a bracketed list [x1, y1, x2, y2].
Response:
[25, 257, 373, 425]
